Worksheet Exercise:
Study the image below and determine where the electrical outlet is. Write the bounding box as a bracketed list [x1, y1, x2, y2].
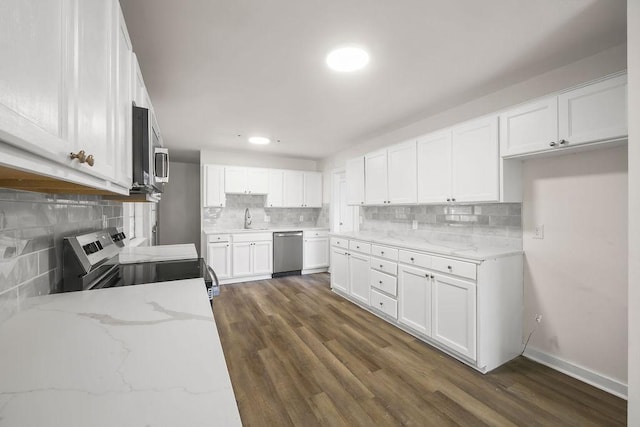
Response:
[535, 314, 543, 323]
[412, 220, 418, 230]
[299, 215, 304, 221]
[264, 215, 270, 223]
[533, 224, 544, 239]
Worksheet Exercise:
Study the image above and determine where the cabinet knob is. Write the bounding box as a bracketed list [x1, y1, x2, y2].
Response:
[446, 198, 451, 202]
[447, 265, 452, 270]
[379, 302, 383, 306]
[431, 275, 435, 279]
[379, 264, 383, 268]
[379, 280, 382, 284]
[410, 257, 414, 262]
[549, 141, 557, 147]
[360, 202, 364, 205]
[381, 251, 384, 254]
[451, 198, 456, 202]
[559, 139, 567, 145]
[85, 155, 95, 167]
[220, 204, 223, 207]
[69, 150, 87, 163]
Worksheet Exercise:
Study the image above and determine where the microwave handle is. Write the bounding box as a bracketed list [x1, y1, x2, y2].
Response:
[154, 148, 169, 181]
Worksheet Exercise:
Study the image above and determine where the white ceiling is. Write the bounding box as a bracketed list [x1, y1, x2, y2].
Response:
[120, 0, 626, 163]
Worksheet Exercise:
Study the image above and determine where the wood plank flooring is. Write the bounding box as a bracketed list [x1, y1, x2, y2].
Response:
[212, 273, 626, 426]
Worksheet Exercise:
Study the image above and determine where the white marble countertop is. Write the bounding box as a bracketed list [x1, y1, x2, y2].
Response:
[117, 243, 199, 264]
[204, 226, 329, 234]
[330, 231, 522, 262]
[0, 279, 241, 427]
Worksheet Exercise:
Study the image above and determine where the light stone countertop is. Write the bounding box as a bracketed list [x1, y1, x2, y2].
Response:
[330, 231, 522, 262]
[203, 226, 329, 234]
[117, 243, 199, 264]
[0, 279, 241, 427]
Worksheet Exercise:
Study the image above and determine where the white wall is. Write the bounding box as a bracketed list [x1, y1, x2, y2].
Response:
[627, 0, 640, 422]
[320, 43, 626, 172]
[200, 149, 318, 171]
[522, 146, 628, 390]
[158, 162, 201, 252]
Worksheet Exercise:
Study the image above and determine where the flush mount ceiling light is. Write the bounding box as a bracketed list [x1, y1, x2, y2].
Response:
[248, 136, 271, 145]
[326, 45, 369, 72]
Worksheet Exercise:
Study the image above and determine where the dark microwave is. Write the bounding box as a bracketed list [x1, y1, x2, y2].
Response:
[132, 106, 169, 194]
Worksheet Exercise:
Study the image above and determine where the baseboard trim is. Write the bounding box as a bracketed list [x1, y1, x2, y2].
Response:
[523, 347, 627, 399]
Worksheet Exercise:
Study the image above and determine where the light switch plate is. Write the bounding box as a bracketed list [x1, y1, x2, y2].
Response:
[533, 224, 544, 239]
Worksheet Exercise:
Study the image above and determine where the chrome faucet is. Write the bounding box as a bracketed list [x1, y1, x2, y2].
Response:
[244, 208, 252, 229]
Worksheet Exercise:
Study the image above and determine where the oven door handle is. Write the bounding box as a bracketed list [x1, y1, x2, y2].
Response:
[207, 265, 219, 287]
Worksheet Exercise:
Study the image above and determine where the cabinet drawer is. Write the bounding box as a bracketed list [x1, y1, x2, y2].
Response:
[304, 230, 329, 238]
[431, 256, 476, 280]
[207, 234, 230, 243]
[370, 289, 398, 319]
[371, 269, 397, 296]
[371, 258, 397, 276]
[331, 237, 348, 248]
[232, 232, 273, 243]
[398, 250, 432, 269]
[349, 240, 371, 254]
[371, 244, 398, 261]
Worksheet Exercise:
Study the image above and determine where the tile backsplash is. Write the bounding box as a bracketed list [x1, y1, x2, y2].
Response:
[0, 189, 123, 323]
[360, 203, 522, 248]
[203, 194, 329, 230]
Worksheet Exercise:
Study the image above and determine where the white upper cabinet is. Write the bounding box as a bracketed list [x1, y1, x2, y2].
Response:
[558, 74, 627, 146]
[265, 169, 284, 207]
[114, 3, 133, 187]
[72, 0, 116, 180]
[224, 167, 269, 194]
[131, 53, 150, 109]
[282, 170, 322, 208]
[500, 73, 628, 158]
[283, 170, 304, 207]
[203, 165, 225, 207]
[452, 116, 499, 203]
[387, 141, 417, 204]
[0, 0, 71, 160]
[365, 150, 389, 205]
[303, 172, 323, 207]
[499, 96, 558, 157]
[417, 131, 452, 204]
[346, 156, 365, 205]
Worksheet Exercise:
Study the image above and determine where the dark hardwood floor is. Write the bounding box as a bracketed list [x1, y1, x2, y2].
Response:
[212, 273, 626, 426]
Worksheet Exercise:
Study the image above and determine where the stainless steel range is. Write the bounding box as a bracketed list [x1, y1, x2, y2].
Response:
[63, 230, 218, 299]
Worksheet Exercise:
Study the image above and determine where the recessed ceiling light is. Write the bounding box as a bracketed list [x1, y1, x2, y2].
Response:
[326, 46, 369, 72]
[248, 136, 271, 145]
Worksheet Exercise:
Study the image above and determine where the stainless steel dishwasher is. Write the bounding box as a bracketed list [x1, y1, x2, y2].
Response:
[272, 231, 303, 278]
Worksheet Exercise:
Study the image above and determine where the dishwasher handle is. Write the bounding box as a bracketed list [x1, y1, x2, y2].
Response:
[274, 232, 303, 237]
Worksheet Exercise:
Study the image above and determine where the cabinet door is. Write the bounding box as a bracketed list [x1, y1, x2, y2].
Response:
[252, 241, 273, 275]
[417, 131, 452, 203]
[207, 242, 231, 280]
[113, 4, 132, 187]
[266, 169, 284, 207]
[432, 274, 476, 360]
[73, 0, 116, 180]
[558, 74, 627, 147]
[304, 237, 329, 269]
[203, 165, 225, 207]
[0, 0, 71, 161]
[346, 156, 365, 205]
[365, 150, 388, 205]
[387, 141, 417, 204]
[224, 167, 247, 194]
[283, 171, 304, 207]
[499, 96, 558, 157]
[247, 168, 269, 194]
[398, 265, 431, 336]
[330, 247, 349, 293]
[303, 172, 323, 207]
[231, 242, 252, 277]
[349, 252, 371, 305]
[131, 53, 149, 108]
[452, 116, 499, 202]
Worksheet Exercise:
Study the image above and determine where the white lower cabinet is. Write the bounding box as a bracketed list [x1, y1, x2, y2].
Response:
[398, 265, 432, 336]
[231, 242, 253, 277]
[252, 241, 273, 276]
[329, 234, 523, 373]
[231, 240, 272, 278]
[432, 273, 476, 360]
[348, 252, 370, 305]
[303, 236, 329, 270]
[330, 247, 349, 293]
[207, 242, 231, 280]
